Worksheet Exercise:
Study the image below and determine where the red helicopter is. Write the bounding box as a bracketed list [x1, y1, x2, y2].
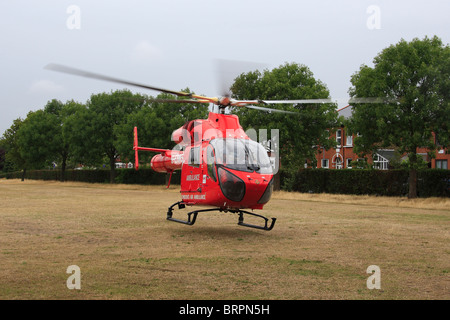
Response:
[45, 63, 335, 231]
[133, 109, 277, 230]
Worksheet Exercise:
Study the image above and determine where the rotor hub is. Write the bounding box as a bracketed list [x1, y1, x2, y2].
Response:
[219, 97, 231, 106]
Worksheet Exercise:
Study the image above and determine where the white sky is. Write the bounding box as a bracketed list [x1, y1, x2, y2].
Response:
[1, 0, 449, 134]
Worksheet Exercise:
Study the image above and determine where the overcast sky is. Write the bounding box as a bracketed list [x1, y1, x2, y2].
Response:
[1, 0, 449, 134]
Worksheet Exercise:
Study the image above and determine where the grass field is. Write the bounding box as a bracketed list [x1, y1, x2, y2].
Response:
[0, 179, 449, 300]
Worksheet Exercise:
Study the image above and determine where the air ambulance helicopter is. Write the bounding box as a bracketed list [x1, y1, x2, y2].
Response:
[45, 63, 339, 231]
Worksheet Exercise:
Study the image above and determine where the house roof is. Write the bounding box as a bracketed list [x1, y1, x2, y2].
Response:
[376, 149, 396, 161]
[337, 105, 353, 119]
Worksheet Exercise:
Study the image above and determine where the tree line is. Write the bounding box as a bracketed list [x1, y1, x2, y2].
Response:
[1, 35, 449, 198]
[0, 89, 209, 183]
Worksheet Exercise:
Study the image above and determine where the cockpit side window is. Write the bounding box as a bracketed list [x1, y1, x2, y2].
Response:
[206, 145, 217, 182]
[189, 146, 200, 167]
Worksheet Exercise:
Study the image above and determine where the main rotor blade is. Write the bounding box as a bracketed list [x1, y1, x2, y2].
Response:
[348, 97, 398, 104]
[243, 105, 297, 114]
[148, 98, 211, 104]
[45, 63, 194, 98]
[118, 96, 211, 105]
[260, 99, 334, 104]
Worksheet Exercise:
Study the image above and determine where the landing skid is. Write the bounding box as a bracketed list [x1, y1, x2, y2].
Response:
[166, 201, 276, 231]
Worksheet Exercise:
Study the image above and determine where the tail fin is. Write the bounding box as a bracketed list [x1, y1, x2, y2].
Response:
[133, 126, 139, 170]
[133, 126, 173, 171]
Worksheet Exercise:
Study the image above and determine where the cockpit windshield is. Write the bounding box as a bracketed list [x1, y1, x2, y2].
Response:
[209, 138, 273, 174]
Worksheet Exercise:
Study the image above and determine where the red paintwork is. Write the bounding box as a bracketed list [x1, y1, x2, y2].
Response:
[134, 112, 273, 211]
[151, 151, 183, 173]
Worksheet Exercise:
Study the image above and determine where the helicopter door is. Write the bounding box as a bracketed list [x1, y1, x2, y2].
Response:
[181, 146, 203, 195]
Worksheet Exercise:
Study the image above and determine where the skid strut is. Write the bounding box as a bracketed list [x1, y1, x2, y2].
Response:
[167, 201, 196, 225]
[235, 209, 277, 231]
[167, 202, 217, 226]
[166, 201, 276, 231]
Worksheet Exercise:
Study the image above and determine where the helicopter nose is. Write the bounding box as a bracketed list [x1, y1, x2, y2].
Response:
[244, 174, 274, 203]
[246, 176, 269, 185]
[217, 167, 246, 202]
[257, 177, 274, 204]
[245, 176, 270, 196]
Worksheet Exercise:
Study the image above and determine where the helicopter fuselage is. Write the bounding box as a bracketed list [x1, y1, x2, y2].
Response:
[145, 112, 274, 211]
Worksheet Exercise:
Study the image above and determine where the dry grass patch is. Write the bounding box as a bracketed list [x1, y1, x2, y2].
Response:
[272, 190, 449, 210]
[0, 179, 448, 300]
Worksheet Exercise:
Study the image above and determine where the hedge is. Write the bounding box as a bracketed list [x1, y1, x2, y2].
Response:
[1, 168, 449, 197]
[114, 168, 181, 185]
[0, 168, 177, 185]
[281, 169, 449, 197]
[0, 169, 111, 183]
[417, 170, 450, 198]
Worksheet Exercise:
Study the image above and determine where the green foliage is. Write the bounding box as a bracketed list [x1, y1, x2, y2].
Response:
[63, 89, 144, 183]
[348, 35, 449, 198]
[114, 168, 181, 185]
[230, 62, 338, 170]
[81, 90, 142, 162]
[280, 169, 448, 197]
[0, 144, 5, 172]
[1, 118, 26, 172]
[348, 35, 449, 160]
[0, 168, 177, 186]
[14, 99, 85, 181]
[0, 169, 110, 183]
[63, 105, 107, 167]
[417, 169, 450, 197]
[17, 107, 62, 169]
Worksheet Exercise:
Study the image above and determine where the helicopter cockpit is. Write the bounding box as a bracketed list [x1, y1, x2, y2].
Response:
[208, 138, 273, 174]
[205, 138, 273, 204]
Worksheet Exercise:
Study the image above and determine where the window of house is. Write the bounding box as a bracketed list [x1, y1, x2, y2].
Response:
[336, 129, 342, 146]
[332, 153, 343, 169]
[321, 159, 329, 168]
[346, 158, 353, 169]
[335, 157, 342, 169]
[436, 160, 448, 170]
[346, 135, 353, 146]
[373, 153, 389, 170]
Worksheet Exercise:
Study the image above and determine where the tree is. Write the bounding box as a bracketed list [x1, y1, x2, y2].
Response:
[16, 99, 84, 181]
[46, 99, 85, 181]
[1, 118, 27, 179]
[17, 109, 60, 170]
[63, 105, 102, 168]
[230, 62, 338, 171]
[0, 143, 5, 172]
[64, 89, 145, 183]
[348, 36, 450, 198]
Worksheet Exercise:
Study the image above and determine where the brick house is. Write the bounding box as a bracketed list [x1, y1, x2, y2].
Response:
[313, 105, 449, 170]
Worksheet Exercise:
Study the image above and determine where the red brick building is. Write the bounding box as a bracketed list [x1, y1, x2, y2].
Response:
[314, 105, 449, 170]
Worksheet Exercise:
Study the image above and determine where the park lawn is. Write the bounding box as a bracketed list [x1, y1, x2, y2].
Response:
[0, 179, 448, 299]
